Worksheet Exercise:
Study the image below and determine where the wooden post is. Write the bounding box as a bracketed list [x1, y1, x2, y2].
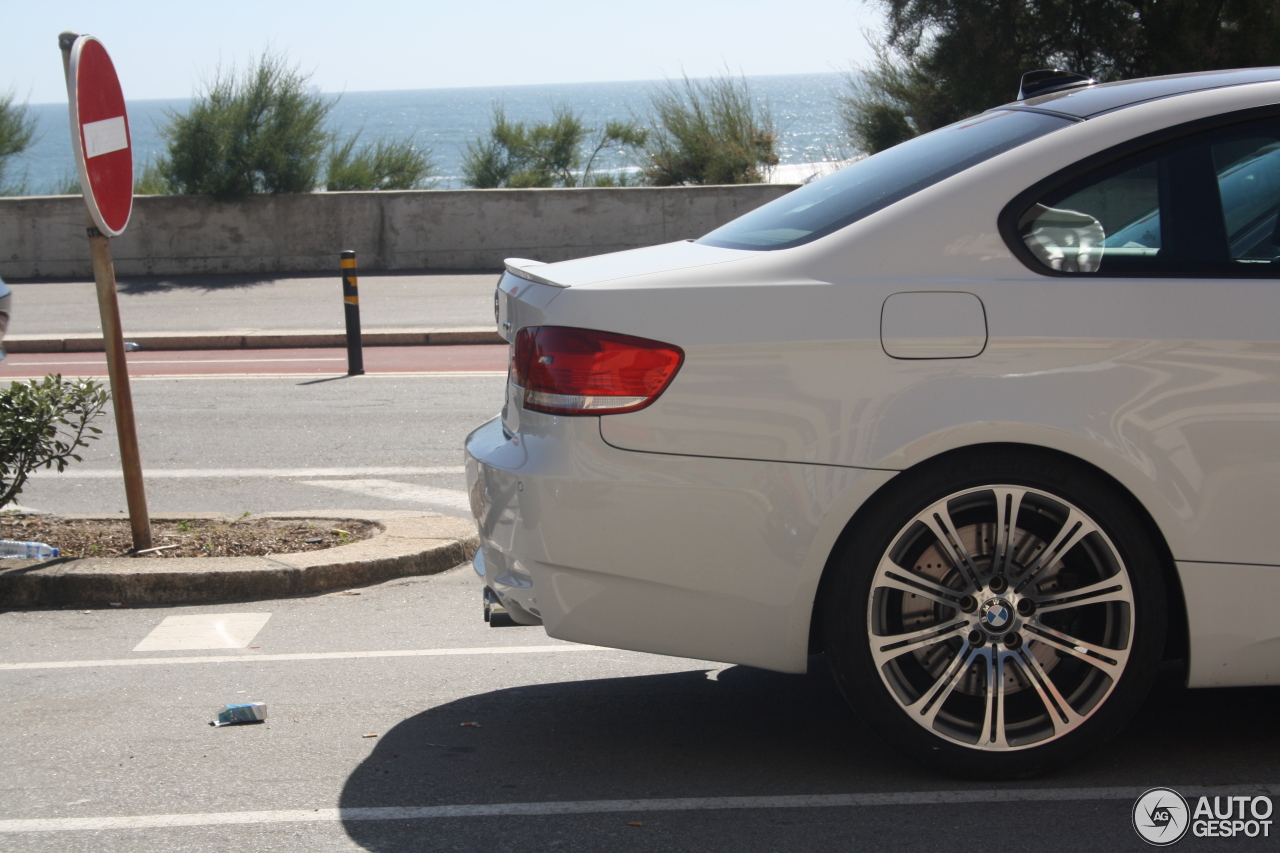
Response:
[87, 226, 152, 551]
[61, 31, 151, 552]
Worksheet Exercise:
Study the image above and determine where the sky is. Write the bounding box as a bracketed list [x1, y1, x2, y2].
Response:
[2, 0, 877, 105]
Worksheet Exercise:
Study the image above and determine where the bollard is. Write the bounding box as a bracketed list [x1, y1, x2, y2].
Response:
[340, 250, 365, 376]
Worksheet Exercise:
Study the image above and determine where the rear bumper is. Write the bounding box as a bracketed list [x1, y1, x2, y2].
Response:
[464, 414, 895, 673]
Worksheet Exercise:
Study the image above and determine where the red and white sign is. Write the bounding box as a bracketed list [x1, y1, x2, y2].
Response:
[66, 35, 133, 236]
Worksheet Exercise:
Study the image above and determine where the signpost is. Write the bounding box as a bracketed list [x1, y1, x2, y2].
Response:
[59, 31, 152, 551]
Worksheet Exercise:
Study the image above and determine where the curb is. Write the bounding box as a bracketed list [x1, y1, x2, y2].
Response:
[0, 511, 478, 607]
[4, 328, 505, 354]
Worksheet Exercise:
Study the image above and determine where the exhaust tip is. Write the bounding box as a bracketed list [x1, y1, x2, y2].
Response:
[483, 587, 522, 627]
[483, 587, 503, 622]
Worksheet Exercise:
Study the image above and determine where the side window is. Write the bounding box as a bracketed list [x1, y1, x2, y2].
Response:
[1016, 116, 1280, 276]
[1021, 159, 1159, 273]
[1214, 137, 1280, 263]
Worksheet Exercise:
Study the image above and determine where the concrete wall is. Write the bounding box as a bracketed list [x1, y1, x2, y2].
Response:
[0, 184, 796, 279]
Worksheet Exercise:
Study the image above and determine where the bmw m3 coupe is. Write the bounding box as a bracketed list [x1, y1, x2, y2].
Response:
[466, 67, 1280, 777]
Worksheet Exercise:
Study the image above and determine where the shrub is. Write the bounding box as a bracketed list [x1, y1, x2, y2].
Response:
[326, 133, 438, 191]
[157, 51, 332, 199]
[0, 91, 37, 196]
[461, 104, 645, 188]
[642, 73, 778, 185]
[836, 43, 939, 155]
[0, 375, 109, 510]
[133, 159, 170, 195]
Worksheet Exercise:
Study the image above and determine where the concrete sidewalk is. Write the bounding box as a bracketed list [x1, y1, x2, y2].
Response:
[3, 270, 504, 352]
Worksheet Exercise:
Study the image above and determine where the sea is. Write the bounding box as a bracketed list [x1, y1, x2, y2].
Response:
[10, 72, 849, 194]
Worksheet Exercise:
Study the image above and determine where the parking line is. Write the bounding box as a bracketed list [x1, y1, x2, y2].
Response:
[6, 372, 508, 382]
[35, 466, 465, 479]
[11, 357, 347, 366]
[302, 479, 472, 511]
[2, 784, 1275, 833]
[0, 644, 604, 671]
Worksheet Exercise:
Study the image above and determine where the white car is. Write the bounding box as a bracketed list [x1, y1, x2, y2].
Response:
[465, 67, 1280, 778]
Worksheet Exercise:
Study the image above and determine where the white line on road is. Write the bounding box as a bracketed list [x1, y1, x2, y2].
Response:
[5, 372, 508, 382]
[302, 478, 472, 511]
[10, 357, 346, 366]
[4, 785, 1276, 833]
[0, 644, 603, 671]
[128, 371, 511, 381]
[33, 466, 465, 479]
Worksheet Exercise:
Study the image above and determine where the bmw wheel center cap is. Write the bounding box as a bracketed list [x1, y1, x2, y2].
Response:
[980, 599, 1013, 632]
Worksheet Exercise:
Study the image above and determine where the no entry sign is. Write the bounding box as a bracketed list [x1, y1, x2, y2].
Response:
[65, 35, 132, 236]
[58, 30, 153, 551]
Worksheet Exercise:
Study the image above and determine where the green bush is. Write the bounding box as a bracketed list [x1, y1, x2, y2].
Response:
[133, 159, 170, 195]
[642, 73, 778, 185]
[462, 104, 646, 188]
[157, 52, 332, 199]
[0, 91, 37, 196]
[0, 375, 109, 510]
[836, 42, 938, 156]
[326, 133, 438, 191]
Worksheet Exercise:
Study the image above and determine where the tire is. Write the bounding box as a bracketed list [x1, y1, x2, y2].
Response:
[822, 447, 1166, 779]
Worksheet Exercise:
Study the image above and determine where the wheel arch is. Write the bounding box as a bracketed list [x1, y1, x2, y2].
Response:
[807, 442, 1188, 669]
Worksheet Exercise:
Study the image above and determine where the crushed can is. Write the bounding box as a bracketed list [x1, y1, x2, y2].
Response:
[211, 702, 268, 726]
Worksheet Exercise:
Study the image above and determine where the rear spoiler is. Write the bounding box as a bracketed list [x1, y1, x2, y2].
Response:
[504, 258, 567, 288]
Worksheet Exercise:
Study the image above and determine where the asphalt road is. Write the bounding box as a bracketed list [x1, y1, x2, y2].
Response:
[0, 345, 509, 380]
[5, 271, 500, 336]
[2, 566, 1279, 851]
[3, 369, 1279, 851]
[12, 372, 506, 518]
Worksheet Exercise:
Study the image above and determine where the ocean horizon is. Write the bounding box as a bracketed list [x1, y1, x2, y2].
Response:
[10, 72, 848, 193]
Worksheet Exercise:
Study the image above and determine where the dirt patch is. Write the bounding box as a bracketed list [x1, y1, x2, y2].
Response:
[0, 515, 379, 558]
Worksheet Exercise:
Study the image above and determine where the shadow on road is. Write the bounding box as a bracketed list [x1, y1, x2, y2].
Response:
[337, 660, 1280, 851]
[111, 269, 505, 296]
[116, 273, 315, 295]
[295, 375, 360, 386]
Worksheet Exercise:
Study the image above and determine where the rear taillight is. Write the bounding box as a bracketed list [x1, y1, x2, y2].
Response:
[511, 326, 684, 416]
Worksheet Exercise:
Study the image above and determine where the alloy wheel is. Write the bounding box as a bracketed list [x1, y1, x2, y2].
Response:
[867, 485, 1135, 751]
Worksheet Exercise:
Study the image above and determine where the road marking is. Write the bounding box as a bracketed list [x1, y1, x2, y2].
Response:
[11, 357, 346, 366]
[133, 613, 272, 652]
[3, 784, 1276, 833]
[0, 644, 602, 671]
[35, 466, 465, 479]
[302, 479, 472, 512]
[5, 372, 508, 382]
[128, 372, 510, 381]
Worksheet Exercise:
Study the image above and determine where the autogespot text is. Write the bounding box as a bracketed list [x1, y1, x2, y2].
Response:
[1191, 795, 1273, 839]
